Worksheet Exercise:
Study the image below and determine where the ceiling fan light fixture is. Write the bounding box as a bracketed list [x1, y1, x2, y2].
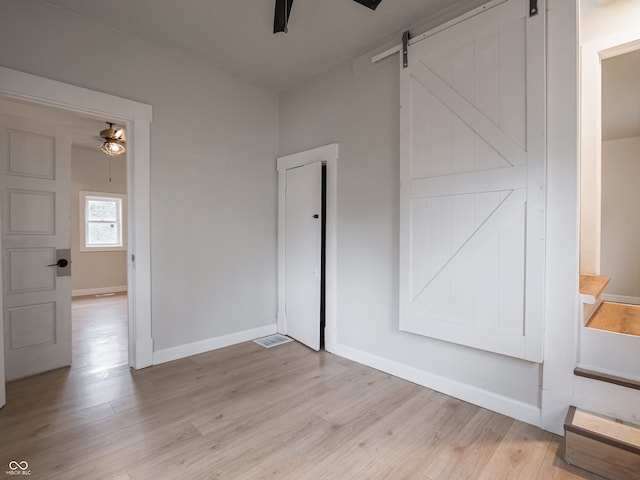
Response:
[99, 138, 126, 156]
[98, 122, 126, 156]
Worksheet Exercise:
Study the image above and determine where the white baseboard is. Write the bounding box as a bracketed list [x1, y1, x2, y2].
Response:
[152, 324, 278, 365]
[601, 294, 640, 305]
[72, 285, 128, 297]
[334, 343, 541, 428]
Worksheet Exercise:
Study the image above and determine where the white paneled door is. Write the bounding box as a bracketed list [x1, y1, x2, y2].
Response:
[0, 114, 72, 381]
[399, 0, 545, 361]
[284, 162, 322, 351]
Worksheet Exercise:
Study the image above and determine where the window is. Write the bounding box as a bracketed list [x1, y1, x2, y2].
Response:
[79, 191, 126, 252]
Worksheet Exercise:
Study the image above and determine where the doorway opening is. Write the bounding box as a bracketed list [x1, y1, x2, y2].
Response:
[0, 97, 131, 378]
[0, 65, 153, 376]
[277, 144, 338, 354]
[578, 38, 640, 380]
[0, 66, 152, 406]
[71, 137, 130, 373]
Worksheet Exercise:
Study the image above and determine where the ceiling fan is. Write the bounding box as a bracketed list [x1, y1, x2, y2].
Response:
[274, 0, 383, 34]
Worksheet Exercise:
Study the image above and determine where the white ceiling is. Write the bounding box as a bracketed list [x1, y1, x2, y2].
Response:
[40, 0, 488, 91]
[602, 48, 640, 142]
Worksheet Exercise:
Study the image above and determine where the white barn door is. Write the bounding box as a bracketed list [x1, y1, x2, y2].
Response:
[0, 114, 72, 380]
[399, 0, 545, 362]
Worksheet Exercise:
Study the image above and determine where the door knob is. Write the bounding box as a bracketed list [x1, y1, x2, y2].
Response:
[47, 259, 69, 268]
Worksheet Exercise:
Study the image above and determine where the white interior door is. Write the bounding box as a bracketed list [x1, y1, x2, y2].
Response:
[285, 162, 322, 351]
[399, 0, 545, 361]
[0, 114, 72, 381]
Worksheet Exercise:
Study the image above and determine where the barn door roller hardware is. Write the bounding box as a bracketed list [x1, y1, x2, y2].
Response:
[529, 0, 538, 17]
[402, 30, 411, 68]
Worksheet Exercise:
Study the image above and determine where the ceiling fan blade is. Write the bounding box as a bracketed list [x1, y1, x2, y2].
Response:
[352, 0, 383, 10]
[274, 0, 294, 33]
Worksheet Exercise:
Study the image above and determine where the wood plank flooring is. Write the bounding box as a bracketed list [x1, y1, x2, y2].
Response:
[0, 297, 602, 479]
[71, 293, 129, 372]
[587, 302, 640, 337]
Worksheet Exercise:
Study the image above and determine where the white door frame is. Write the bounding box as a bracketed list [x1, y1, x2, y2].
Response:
[0, 66, 153, 369]
[277, 144, 338, 353]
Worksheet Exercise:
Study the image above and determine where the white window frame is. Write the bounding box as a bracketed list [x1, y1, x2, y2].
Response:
[79, 191, 127, 252]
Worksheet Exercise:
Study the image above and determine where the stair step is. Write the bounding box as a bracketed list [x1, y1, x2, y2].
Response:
[580, 275, 611, 324]
[574, 367, 640, 391]
[586, 302, 640, 336]
[564, 406, 640, 480]
[580, 274, 611, 302]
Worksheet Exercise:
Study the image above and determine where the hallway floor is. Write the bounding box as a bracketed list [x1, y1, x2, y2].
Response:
[72, 293, 129, 374]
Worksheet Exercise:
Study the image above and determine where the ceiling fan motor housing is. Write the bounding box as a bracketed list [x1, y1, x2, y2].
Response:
[353, 0, 383, 10]
[274, 0, 383, 34]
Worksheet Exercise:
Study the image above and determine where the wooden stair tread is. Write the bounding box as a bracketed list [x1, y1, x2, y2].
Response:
[566, 407, 640, 450]
[580, 274, 611, 300]
[586, 302, 640, 336]
[564, 407, 640, 480]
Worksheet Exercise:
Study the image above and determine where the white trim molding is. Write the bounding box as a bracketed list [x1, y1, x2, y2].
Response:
[0, 65, 153, 369]
[277, 144, 338, 354]
[153, 324, 277, 365]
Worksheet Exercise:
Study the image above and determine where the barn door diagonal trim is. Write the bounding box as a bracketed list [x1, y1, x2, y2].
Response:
[407, 188, 526, 311]
[411, 165, 526, 199]
[411, 63, 526, 166]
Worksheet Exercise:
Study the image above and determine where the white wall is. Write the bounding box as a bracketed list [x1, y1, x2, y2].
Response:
[71, 146, 128, 294]
[0, 0, 279, 353]
[601, 137, 640, 298]
[581, 0, 640, 45]
[278, 23, 541, 415]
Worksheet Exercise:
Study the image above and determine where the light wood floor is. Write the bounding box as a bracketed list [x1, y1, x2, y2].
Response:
[1, 299, 603, 479]
[587, 302, 640, 337]
[71, 293, 129, 372]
